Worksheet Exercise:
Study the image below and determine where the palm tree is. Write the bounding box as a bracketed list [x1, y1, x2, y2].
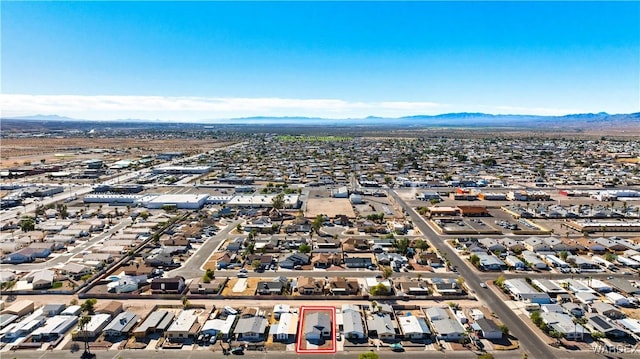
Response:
[78, 315, 92, 357]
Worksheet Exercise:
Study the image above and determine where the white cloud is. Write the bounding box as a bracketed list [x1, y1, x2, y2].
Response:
[0, 94, 449, 121]
[0, 94, 587, 121]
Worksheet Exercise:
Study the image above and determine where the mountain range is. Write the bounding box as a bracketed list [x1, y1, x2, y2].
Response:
[2, 112, 640, 130]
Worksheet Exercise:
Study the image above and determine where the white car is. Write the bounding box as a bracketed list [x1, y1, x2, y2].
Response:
[480, 282, 488, 288]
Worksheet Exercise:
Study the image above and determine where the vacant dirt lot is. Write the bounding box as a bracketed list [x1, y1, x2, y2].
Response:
[0, 138, 235, 168]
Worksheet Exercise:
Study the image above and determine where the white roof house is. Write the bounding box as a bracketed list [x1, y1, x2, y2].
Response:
[605, 292, 630, 306]
[398, 315, 430, 339]
[341, 307, 365, 339]
[75, 314, 111, 339]
[201, 314, 237, 339]
[31, 315, 77, 341]
[166, 310, 199, 340]
[274, 312, 298, 341]
[431, 319, 465, 341]
[616, 318, 640, 335]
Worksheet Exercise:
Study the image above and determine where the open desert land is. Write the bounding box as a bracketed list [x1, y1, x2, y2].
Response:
[0, 138, 236, 168]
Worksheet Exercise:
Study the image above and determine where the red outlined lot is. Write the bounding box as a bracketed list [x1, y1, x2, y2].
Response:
[295, 305, 337, 354]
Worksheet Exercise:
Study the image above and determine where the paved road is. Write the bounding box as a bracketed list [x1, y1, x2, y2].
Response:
[168, 219, 241, 279]
[389, 189, 560, 359]
[3, 347, 620, 359]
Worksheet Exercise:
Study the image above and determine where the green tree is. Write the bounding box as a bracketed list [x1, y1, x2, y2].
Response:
[499, 324, 509, 336]
[414, 239, 429, 251]
[205, 269, 215, 280]
[477, 354, 495, 359]
[604, 252, 617, 262]
[370, 283, 389, 296]
[382, 267, 393, 279]
[590, 331, 605, 340]
[559, 251, 568, 261]
[312, 214, 324, 235]
[18, 217, 35, 232]
[78, 315, 92, 356]
[251, 259, 261, 270]
[271, 193, 285, 210]
[549, 330, 565, 345]
[80, 298, 97, 315]
[469, 254, 480, 268]
[395, 237, 410, 255]
[494, 274, 506, 287]
[298, 243, 311, 254]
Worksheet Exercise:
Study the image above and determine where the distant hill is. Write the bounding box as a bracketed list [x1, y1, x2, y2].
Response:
[2, 112, 639, 132]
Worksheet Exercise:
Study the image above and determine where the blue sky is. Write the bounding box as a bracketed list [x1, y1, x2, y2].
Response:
[2, 1, 639, 121]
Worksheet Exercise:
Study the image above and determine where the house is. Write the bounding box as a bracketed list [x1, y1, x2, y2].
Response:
[591, 302, 624, 319]
[279, 253, 309, 269]
[42, 304, 66, 317]
[189, 278, 225, 295]
[201, 315, 237, 340]
[225, 237, 244, 252]
[431, 319, 465, 341]
[104, 311, 140, 337]
[606, 278, 640, 296]
[503, 279, 551, 304]
[329, 277, 360, 295]
[586, 314, 627, 338]
[144, 248, 174, 267]
[605, 292, 630, 307]
[108, 275, 144, 294]
[31, 315, 77, 342]
[297, 277, 324, 295]
[96, 301, 124, 317]
[304, 312, 332, 341]
[311, 253, 342, 268]
[0, 299, 35, 317]
[256, 281, 284, 295]
[505, 255, 526, 269]
[344, 256, 373, 268]
[341, 305, 365, 339]
[234, 316, 268, 341]
[59, 263, 92, 279]
[531, 279, 567, 296]
[151, 276, 185, 294]
[133, 310, 175, 339]
[476, 253, 506, 271]
[165, 310, 200, 341]
[2, 246, 51, 264]
[273, 304, 290, 320]
[562, 302, 584, 317]
[396, 280, 430, 296]
[28, 269, 54, 289]
[522, 251, 547, 269]
[367, 313, 396, 341]
[245, 254, 274, 269]
[474, 317, 503, 339]
[271, 312, 298, 342]
[342, 237, 370, 252]
[524, 237, 552, 252]
[541, 312, 587, 341]
[431, 278, 463, 295]
[398, 315, 430, 340]
[416, 252, 443, 267]
[73, 313, 111, 339]
[478, 238, 507, 253]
